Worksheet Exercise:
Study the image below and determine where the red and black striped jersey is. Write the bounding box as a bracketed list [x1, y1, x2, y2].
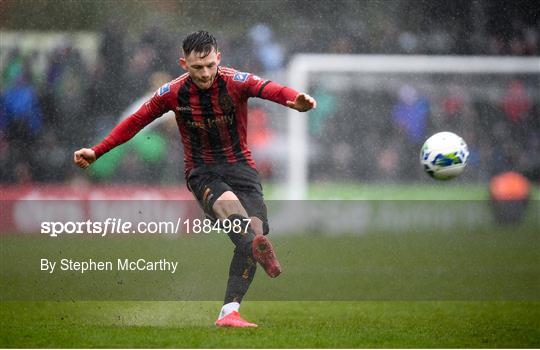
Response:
[92, 67, 299, 176]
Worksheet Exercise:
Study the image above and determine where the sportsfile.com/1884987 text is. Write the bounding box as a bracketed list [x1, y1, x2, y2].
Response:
[40, 217, 251, 237]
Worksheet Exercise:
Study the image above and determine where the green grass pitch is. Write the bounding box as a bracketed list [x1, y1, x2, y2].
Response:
[1, 225, 539, 347]
[1, 301, 539, 348]
[263, 182, 540, 200]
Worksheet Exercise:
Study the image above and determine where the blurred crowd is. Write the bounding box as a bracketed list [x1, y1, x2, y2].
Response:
[311, 78, 539, 182]
[1, 1, 539, 185]
[0, 23, 288, 184]
[296, 1, 539, 56]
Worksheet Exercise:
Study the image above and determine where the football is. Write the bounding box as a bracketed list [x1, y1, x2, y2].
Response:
[420, 132, 469, 180]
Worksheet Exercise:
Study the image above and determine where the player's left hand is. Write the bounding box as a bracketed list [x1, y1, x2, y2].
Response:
[287, 93, 317, 112]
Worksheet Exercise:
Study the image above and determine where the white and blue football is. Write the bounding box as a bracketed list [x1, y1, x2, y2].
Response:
[420, 132, 469, 180]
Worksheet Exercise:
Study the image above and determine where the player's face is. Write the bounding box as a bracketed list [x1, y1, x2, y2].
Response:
[180, 48, 221, 90]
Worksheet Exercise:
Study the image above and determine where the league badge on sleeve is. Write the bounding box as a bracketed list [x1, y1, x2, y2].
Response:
[158, 82, 171, 96]
[233, 72, 249, 82]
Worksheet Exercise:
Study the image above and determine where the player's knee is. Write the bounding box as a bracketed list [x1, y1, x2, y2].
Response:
[216, 191, 238, 202]
[213, 191, 246, 218]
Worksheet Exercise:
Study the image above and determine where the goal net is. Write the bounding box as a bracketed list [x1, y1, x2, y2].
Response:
[284, 55, 540, 199]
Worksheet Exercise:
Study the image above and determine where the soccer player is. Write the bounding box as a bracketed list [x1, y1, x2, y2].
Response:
[74, 31, 316, 327]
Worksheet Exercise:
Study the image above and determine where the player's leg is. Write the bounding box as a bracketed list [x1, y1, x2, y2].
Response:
[212, 170, 281, 327]
[213, 190, 280, 327]
[230, 190, 281, 279]
[217, 163, 281, 278]
[186, 167, 261, 270]
[212, 190, 256, 256]
[187, 165, 279, 327]
[203, 191, 261, 327]
[199, 180, 277, 269]
[187, 168, 260, 327]
[213, 190, 279, 289]
[218, 244, 257, 314]
[220, 218, 265, 307]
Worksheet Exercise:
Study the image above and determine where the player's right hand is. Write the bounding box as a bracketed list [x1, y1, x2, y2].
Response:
[73, 148, 96, 169]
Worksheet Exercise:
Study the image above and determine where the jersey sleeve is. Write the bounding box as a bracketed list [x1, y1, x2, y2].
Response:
[239, 72, 299, 107]
[91, 87, 171, 158]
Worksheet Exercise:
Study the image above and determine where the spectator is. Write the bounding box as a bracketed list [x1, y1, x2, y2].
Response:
[392, 85, 430, 145]
[248, 24, 285, 73]
[1, 70, 43, 144]
[501, 80, 532, 123]
[1, 69, 44, 183]
[247, 107, 275, 179]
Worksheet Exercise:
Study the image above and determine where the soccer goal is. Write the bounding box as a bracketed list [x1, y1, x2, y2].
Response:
[285, 54, 540, 199]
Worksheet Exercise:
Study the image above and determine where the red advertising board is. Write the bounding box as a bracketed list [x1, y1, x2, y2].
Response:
[0, 185, 197, 234]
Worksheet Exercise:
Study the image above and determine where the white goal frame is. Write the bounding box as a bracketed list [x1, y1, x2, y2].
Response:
[286, 54, 540, 200]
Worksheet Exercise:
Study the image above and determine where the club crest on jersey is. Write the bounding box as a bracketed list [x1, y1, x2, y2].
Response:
[233, 72, 249, 82]
[158, 83, 170, 96]
[219, 94, 234, 113]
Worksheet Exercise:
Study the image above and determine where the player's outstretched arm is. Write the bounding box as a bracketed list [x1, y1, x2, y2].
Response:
[286, 93, 317, 112]
[73, 148, 96, 169]
[72, 87, 170, 169]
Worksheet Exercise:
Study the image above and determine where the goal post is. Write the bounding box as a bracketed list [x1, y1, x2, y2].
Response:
[286, 54, 540, 200]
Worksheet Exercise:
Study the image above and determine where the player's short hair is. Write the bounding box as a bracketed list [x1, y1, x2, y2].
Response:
[182, 31, 218, 58]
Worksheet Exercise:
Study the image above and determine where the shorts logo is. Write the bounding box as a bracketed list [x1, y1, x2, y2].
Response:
[158, 83, 171, 96]
[233, 72, 249, 82]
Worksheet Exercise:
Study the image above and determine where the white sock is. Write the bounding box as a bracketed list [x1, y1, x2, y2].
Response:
[218, 302, 240, 319]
